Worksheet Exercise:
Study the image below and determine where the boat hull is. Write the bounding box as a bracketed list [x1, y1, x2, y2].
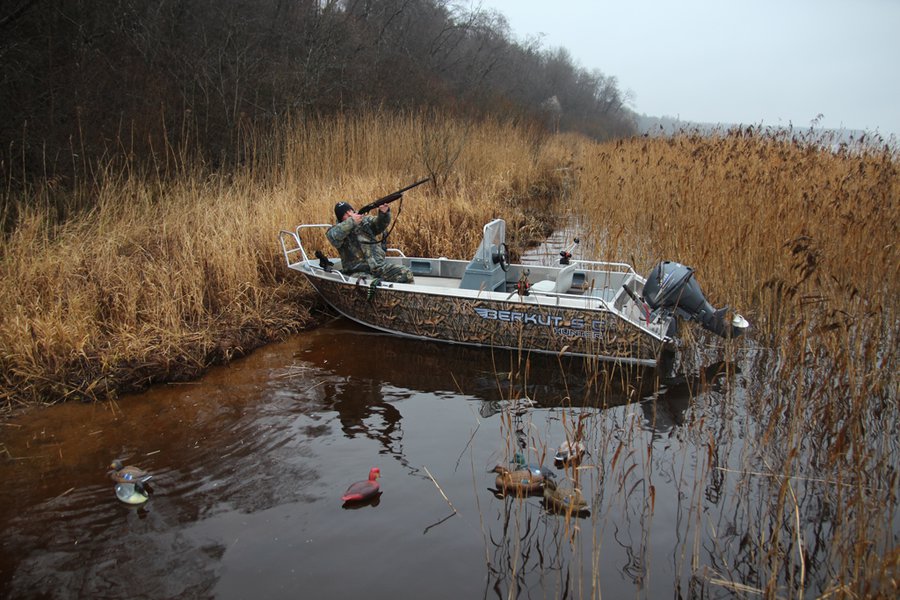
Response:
[303, 274, 667, 366]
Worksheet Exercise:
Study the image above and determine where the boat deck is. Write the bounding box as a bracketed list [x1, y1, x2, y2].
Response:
[413, 276, 461, 289]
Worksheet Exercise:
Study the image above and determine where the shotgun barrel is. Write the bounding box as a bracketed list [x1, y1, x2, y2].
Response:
[357, 177, 430, 213]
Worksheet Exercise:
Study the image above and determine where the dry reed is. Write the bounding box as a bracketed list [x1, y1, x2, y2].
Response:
[0, 110, 572, 411]
[493, 127, 899, 598]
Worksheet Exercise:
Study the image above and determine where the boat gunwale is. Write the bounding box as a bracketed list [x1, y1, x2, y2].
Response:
[280, 221, 676, 366]
[323, 300, 661, 367]
[292, 259, 671, 340]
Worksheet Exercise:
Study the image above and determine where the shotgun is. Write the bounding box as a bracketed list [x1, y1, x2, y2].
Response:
[356, 177, 430, 213]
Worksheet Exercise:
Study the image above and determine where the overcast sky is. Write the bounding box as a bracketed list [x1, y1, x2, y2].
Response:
[475, 0, 900, 139]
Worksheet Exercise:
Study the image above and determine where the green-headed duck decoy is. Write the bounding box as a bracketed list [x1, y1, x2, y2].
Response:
[513, 451, 555, 481]
[342, 468, 381, 503]
[543, 478, 589, 516]
[492, 465, 544, 496]
[108, 459, 153, 485]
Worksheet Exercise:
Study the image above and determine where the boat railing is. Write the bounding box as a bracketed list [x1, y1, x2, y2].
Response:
[571, 259, 637, 277]
[529, 284, 615, 313]
[279, 224, 330, 266]
[278, 224, 346, 281]
[279, 229, 306, 268]
[280, 224, 407, 282]
[524, 259, 647, 319]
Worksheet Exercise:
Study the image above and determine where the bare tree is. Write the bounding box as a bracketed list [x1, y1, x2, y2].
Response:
[1, 0, 636, 192]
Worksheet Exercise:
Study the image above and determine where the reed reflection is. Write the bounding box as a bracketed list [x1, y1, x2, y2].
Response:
[483, 495, 589, 600]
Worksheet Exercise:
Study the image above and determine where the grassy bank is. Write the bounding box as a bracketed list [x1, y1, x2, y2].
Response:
[0, 111, 573, 411]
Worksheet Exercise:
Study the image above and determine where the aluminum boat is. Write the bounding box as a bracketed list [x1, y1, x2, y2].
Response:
[279, 219, 748, 366]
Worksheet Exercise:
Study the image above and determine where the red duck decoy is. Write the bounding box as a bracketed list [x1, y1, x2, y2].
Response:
[342, 467, 381, 503]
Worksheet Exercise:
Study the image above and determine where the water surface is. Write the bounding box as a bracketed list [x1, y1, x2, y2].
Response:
[2, 317, 720, 599]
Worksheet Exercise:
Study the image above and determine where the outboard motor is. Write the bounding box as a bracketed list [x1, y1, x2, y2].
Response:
[643, 261, 749, 338]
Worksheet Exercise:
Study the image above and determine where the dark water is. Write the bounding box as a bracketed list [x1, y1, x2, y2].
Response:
[0, 317, 735, 599]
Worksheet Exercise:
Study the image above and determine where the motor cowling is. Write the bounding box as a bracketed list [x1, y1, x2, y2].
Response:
[643, 261, 749, 338]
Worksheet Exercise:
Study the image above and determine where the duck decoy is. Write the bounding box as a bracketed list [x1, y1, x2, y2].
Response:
[491, 465, 544, 496]
[115, 482, 150, 505]
[108, 459, 153, 485]
[342, 468, 381, 503]
[553, 439, 586, 465]
[543, 478, 589, 516]
[554, 415, 588, 465]
[512, 452, 555, 480]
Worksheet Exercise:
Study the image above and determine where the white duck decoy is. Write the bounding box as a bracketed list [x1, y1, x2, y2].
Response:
[115, 482, 150, 505]
[554, 415, 588, 465]
[554, 439, 585, 464]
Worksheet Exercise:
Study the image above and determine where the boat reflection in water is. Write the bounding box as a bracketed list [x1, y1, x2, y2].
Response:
[297, 318, 722, 430]
[298, 318, 662, 403]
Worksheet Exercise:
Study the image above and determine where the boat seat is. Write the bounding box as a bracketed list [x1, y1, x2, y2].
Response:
[531, 263, 576, 294]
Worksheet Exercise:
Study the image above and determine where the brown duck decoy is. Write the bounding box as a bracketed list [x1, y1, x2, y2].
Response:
[491, 465, 544, 496]
[543, 478, 589, 516]
[108, 459, 153, 485]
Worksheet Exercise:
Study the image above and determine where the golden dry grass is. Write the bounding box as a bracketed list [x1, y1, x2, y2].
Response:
[573, 129, 898, 333]
[0, 111, 572, 410]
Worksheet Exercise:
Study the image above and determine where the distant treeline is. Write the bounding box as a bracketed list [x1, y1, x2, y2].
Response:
[634, 114, 898, 153]
[0, 0, 635, 183]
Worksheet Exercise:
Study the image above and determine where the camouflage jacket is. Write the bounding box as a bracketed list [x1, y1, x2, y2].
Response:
[326, 210, 391, 275]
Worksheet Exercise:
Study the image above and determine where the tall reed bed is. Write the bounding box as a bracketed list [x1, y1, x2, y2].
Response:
[0, 111, 571, 411]
[562, 129, 899, 597]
